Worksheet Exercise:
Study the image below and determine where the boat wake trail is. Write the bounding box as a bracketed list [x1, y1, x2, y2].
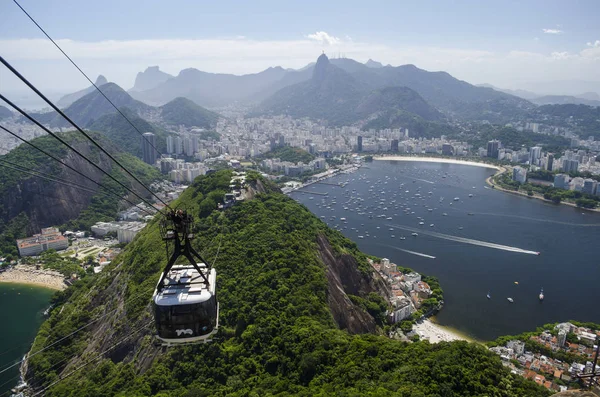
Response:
[413, 178, 435, 184]
[376, 244, 436, 259]
[385, 224, 539, 255]
[395, 248, 436, 259]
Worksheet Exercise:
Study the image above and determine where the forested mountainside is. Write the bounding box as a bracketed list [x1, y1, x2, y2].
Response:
[25, 170, 549, 396]
[87, 109, 168, 158]
[0, 131, 160, 259]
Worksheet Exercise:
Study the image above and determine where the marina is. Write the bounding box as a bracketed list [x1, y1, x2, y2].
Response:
[291, 159, 600, 340]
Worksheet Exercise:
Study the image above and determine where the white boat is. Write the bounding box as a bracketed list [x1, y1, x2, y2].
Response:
[411, 233, 418, 237]
[429, 224, 434, 227]
[419, 222, 424, 225]
[539, 288, 544, 301]
[468, 194, 473, 197]
[453, 197, 460, 201]
[400, 236, 406, 240]
[507, 297, 514, 303]
[358, 236, 364, 239]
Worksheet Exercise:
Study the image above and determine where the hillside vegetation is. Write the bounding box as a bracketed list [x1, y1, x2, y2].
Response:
[260, 146, 315, 163]
[159, 97, 220, 128]
[0, 131, 161, 259]
[25, 170, 548, 397]
[87, 109, 168, 157]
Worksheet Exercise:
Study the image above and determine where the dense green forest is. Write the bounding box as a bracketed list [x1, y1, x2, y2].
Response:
[470, 125, 570, 151]
[260, 146, 315, 164]
[26, 170, 548, 396]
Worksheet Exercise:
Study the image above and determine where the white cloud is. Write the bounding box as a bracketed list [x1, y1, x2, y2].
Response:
[306, 31, 341, 46]
[550, 51, 572, 60]
[542, 29, 563, 34]
[587, 40, 600, 47]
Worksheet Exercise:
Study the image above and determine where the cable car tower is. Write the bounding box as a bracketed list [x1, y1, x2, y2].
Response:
[152, 209, 219, 345]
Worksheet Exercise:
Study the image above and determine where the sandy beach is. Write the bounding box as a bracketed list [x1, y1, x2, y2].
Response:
[374, 156, 500, 170]
[0, 265, 67, 290]
[413, 319, 473, 343]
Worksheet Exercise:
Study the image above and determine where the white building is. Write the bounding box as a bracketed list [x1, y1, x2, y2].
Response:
[16, 227, 69, 256]
[507, 340, 525, 355]
[403, 272, 421, 290]
[512, 166, 527, 183]
[388, 297, 414, 323]
[554, 174, 570, 190]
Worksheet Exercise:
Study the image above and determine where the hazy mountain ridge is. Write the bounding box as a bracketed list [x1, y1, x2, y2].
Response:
[479, 83, 600, 106]
[130, 66, 291, 107]
[256, 55, 451, 128]
[159, 97, 220, 128]
[22, 83, 221, 133]
[130, 66, 174, 92]
[531, 95, 600, 107]
[56, 75, 108, 108]
[53, 82, 152, 128]
[0, 105, 12, 120]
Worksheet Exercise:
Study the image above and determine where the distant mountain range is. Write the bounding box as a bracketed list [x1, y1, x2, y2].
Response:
[27, 82, 220, 131]
[478, 83, 600, 107]
[254, 54, 533, 127]
[530, 95, 600, 107]
[129, 66, 292, 107]
[56, 75, 108, 108]
[255, 54, 444, 128]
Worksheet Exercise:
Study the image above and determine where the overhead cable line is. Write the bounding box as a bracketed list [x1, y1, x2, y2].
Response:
[0, 321, 152, 397]
[0, 124, 154, 215]
[0, 92, 159, 212]
[0, 160, 100, 194]
[0, 276, 158, 377]
[0, 56, 170, 209]
[0, 160, 154, 216]
[12, 0, 163, 159]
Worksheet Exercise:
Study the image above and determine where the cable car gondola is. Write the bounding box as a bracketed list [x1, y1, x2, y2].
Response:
[152, 209, 219, 345]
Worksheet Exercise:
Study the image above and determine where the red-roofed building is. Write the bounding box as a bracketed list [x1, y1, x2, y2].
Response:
[16, 227, 68, 256]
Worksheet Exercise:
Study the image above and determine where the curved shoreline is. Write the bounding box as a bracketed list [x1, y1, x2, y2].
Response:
[0, 265, 66, 291]
[413, 318, 478, 344]
[373, 156, 500, 170]
[486, 167, 600, 213]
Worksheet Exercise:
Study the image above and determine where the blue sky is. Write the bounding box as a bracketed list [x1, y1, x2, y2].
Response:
[1, 0, 600, 95]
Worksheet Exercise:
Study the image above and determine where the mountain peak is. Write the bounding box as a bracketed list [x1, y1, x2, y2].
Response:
[131, 66, 174, 92]
[365, 59, 383, 68]
[95, 75, 108, 86]
[313, 53, 331, 81]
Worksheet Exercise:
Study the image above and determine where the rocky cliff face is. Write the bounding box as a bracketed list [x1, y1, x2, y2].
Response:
[2, 142, 117, 232]
[2, 142, 112, 232]
[317, 234, 391, 334]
